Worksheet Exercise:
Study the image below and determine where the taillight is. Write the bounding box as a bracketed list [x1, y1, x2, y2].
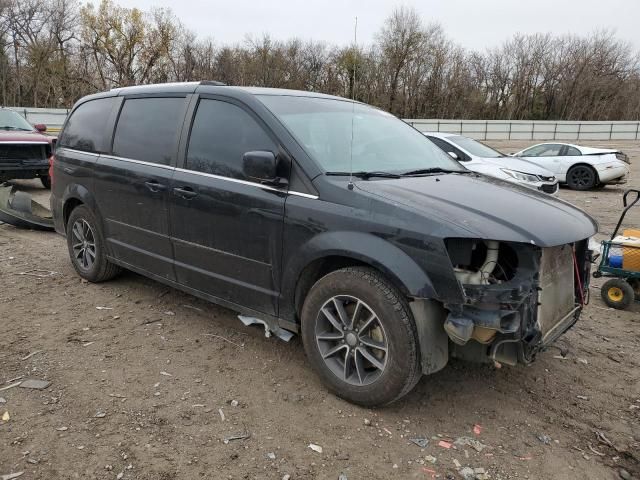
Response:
[616, 152, 630, 164]
[48, 154, 55, 186]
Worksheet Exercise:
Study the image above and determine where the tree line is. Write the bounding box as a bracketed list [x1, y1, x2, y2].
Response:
[1, 0, 639, 120]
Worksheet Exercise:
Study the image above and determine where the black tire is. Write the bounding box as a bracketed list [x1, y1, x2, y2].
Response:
[567, 165, 597, 190]
[40, 175, 51, 189]
[601, 278, 634, 310]
[628, 278, 640, 300]
[301, 267, 421, 406]
[66, 205, 121, 282]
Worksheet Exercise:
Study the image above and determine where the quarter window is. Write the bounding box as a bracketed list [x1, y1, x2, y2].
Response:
[186, 99, 276, 180]
[59, 97, 117, 153]
[112, 97, 185, 165]
[564, 146, 581, 156]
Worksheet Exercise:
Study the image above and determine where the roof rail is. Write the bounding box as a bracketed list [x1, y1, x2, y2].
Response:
[199, 80, 227, 86]
[110, 81, 227, 92]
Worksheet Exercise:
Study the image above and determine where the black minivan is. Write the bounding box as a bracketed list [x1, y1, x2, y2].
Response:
[51, 82, 597, 406]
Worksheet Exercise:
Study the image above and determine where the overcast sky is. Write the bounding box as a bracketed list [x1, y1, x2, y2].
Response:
[117, 0, 640, 51]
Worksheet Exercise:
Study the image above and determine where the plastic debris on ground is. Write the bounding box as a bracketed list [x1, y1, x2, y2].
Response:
[308, 443, 323, 453]
[223, 431, 250, 444]
[438, 440, 452, 449]
[0, 185, 53, 231]
[238, 315, 294, 341]
[409, 437, 429, 448]
[1, 472, 24, 480]
[19, 379, 50, 390]
[536, 434, 552, 445]
[454, 436, 486, 452]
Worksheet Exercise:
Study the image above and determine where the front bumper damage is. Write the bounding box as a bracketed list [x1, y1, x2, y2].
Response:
[422, 239, 591, 369]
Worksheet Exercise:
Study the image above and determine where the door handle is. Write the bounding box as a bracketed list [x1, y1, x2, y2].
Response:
[63, 166, 76, 174]
[144, 180, 167, 192]
[173, 186, 198, 199]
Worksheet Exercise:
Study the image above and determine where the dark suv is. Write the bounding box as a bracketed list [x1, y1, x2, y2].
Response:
[51, 82, 596, 406]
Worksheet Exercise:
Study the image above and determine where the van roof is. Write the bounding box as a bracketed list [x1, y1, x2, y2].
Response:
[107, 81, 348, 102]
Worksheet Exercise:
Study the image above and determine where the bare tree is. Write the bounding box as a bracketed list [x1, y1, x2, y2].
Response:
[0, 0, 638, 121]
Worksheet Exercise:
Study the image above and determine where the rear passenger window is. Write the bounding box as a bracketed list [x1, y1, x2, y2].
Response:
[186, 99, 276, 179]
[59, 97, 117, 153]
[113, 97, 184, 165]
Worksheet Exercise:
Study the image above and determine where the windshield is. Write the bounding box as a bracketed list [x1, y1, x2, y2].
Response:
[0, 109, 34, 131]
[448, 135, 503, 158]
[258, 95, 463, 174]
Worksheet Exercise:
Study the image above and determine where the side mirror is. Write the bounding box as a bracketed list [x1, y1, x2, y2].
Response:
[447, 151, 460, 160]
[34, 124, 47, 133]
[243, 150, 278, 183]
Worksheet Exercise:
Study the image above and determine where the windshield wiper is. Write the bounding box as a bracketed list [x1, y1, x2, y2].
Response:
[402, 167, 470, 176]
[0, 126, 31, 131]
[326, 171, 402, 179]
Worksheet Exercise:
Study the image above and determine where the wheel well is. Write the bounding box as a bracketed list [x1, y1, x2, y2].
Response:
[568, 163, 600, 182]
[293, 255, 407, 319]
[63, 198, 84, 227]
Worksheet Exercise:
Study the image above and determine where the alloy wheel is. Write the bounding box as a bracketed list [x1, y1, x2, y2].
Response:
[315, 295, 388, 386]
[569, 167, 594, 188]
[71, 219, 96, 270]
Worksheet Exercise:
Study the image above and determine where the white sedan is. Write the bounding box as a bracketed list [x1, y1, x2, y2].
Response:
[512, 143, 630, 190]
[424, 132, 559, 194]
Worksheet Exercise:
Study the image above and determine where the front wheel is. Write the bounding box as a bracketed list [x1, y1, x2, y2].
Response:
[301, 267, 422, 406]
[567, 165, 597, 190]
[601, 278, 634, 310]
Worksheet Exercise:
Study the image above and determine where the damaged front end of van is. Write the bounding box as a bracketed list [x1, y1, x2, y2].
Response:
[443, 238, 591, 366]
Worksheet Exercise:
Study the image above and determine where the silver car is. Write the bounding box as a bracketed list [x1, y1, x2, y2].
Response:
[424, 132, 559, 194]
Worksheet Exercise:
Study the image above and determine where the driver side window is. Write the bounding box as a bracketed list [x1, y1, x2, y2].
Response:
[428, 137, 468, 161]
[186, 99, 277, 180]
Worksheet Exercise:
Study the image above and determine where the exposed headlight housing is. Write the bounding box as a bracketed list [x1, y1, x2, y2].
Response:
[501, 168, 541, 183]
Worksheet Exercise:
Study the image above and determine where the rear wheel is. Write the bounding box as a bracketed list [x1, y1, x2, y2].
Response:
[66, 205, 121, 282]
[301, 267, 421, 406]
[40, 175, 51, 189]
[628, 278, 640, 300]
[601, 278, 634, 310]
[567, 165, 597, 190]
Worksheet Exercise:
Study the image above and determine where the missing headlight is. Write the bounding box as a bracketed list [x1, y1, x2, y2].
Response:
[446, 238, 518, 285]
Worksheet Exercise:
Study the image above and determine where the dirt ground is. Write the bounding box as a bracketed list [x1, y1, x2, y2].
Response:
[1, 140, 638, 480]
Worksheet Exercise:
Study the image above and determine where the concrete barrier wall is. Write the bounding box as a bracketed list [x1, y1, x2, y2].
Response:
[407, 119, 640, 141]
[8, 107, 69, 133]
[8, 107, 640, 140]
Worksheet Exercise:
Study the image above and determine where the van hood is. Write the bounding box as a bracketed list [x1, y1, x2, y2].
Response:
[355, 173, 597, 247]
[474, 156, 554, 177]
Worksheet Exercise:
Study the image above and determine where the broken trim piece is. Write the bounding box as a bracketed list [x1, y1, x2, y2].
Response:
[0, 185, 54, 231]
[238, 315, 295, 342]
